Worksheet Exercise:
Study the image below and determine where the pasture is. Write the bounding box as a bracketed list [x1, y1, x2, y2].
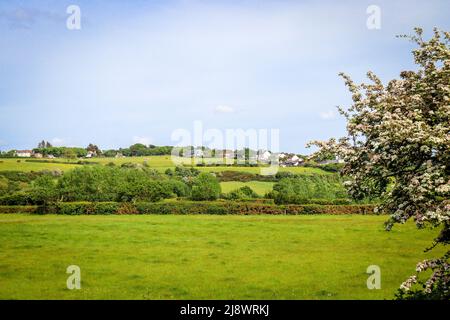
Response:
[0, 214, 443, 299]
[220, 181, 274, 196]
[0, 156, 329, 175]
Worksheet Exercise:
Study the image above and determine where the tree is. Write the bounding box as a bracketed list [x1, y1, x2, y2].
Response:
[29, 175, 58, 205]
[308, 28, 449, 299]
[86, 143, 101, 156]
[38, 140, 52, 148]
[38, 140, 46, 148]
[190, 172, 221, 201]
[63, 148, 77, 159]
[129, 143, 147, 156]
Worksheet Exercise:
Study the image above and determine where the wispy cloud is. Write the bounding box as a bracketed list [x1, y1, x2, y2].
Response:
[214, 105, 234, 114]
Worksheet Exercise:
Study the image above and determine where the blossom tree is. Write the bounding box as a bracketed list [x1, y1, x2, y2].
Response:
[308, 28, 449, 299]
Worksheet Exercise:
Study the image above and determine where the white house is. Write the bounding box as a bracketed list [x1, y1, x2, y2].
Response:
[222, 149, 235, 159]
[194, 149, 204, 158]
[15, 150, 32, 157]
[258, 150, 272, 162]
[281, 154, 304, 167]
[85, 151, 94, 158]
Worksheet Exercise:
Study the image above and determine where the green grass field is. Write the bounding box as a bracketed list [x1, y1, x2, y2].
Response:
[0, 156, 328, 175]
[0, 214, 444, 300]
[220, 181, 274, 196]
[0, 159, 79, 172]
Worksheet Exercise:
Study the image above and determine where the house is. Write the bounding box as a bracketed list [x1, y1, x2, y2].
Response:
[257, 150, 272, 162]
[115, 152, 125, 158]
[47, 154, 55, 159]
[222, 149, 235, 159]
[32, 152, 43, 158]
[280, 154, 304, 167]
[194, 149, 204, 158]
[86, 151, 95, 158]
[15, 150, 32, 157]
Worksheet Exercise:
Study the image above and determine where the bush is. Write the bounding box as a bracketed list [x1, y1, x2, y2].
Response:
[191, 173, 221, 201]
[29, 175, 58, 205]
[45, 202, 119, 215]
[269, 175, 348, 204]
[0, 192, 34, 205]
[0, 205, 39, 214]
[0, 201, 377, 215]
[224, 186, 259, 200]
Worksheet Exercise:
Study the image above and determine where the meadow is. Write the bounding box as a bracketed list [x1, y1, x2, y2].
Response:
[0, 156, 329, 175]
[0, 214, 444, 300]
[220, 181, 274, 196]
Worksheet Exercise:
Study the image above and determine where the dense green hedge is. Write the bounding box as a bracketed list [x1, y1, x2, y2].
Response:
[0, 201, 377, 215]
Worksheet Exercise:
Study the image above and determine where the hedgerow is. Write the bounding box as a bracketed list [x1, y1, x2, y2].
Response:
[0, 201, 377, 215]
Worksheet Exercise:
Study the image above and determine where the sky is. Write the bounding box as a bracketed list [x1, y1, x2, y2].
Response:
[0, 0, 449, 154]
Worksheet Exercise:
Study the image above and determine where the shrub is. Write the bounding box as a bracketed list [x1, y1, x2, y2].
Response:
[29, 175, 58, 205]
[224, 186, 259, 200]
[269, 175, 348, 204]
[191, 173, 221, 201]
[117, 202, 139, 214]
[0, 192, 33, 205]
[0, 205, 39, 214]
[0, 201, 377, 215]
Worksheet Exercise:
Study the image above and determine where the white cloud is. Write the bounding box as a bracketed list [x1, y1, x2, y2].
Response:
[132, 136, 152, 146]
[319, 111, 336, 120]
[215, 105, 234, 113]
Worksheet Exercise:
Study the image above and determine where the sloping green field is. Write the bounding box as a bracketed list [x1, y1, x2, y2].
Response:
[0, 214, 443, 300]
[0, 156, 328, 175]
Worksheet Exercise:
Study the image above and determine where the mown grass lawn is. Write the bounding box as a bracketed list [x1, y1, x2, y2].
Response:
[0, 214, 444, 300]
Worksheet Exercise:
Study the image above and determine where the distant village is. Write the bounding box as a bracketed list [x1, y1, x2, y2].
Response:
[3, 140, 343, 167]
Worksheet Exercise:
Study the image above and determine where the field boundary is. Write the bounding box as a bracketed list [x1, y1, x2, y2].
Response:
[0, 202, 378, 215]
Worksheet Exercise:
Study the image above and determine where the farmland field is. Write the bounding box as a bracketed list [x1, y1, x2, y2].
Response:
[220, 181, 274, 196]
[0, 214, 444, 300]
[0, 159, 79, 172]
[0, 156, 329, 175]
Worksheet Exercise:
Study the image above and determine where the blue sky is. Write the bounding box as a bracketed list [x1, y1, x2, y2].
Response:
[0, 0, 449, 153]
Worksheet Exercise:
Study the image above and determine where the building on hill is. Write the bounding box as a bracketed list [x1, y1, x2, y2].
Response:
[194, 149, 204, 158]
[15, 150, 32, 157]
[222, 149, 235, 159]
[280, 154, 304, 167]
[86, 151, 95, 158]
[257, 150, 272, 162]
